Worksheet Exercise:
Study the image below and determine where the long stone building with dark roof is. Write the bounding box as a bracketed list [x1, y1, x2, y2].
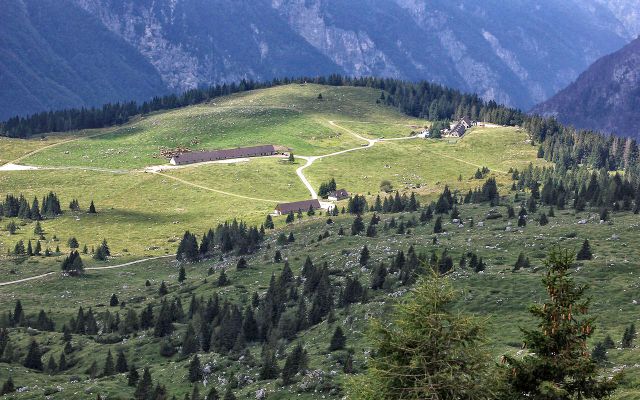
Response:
[170, 145, 278, 165]
[274, 199, 321, 215]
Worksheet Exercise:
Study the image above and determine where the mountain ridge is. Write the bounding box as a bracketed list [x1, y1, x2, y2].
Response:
[532, 37, 640, 138]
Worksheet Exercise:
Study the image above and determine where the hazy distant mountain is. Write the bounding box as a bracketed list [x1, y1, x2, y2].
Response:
[1, 0, 637, 120]
[532, 37, 640, 139]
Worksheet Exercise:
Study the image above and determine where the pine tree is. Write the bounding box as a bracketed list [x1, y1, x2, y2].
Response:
[134, 367, 153, 400]
[591, 342, 607, 364]
[285, 211, 295, 224]
[518, 214, 527, 227]
[621, 324, 635, 348]
[23, 340, 43, 370]
[103, 349, 115, 376]
[1, 376, 15, 395]
[577, 239, 593, 261]
[178, 266, 187, 283]
[359, 245, 370, 266]
[217, 270, 229, 286]
[116, 349, 128, 373]
[47, 355, 58, 373]
[264, 214, 275, 229]
[205, 387, 219, 400]
[259, 348, 280, 380]
[347, 274, 494, 400]
[188, 355, 203, 382]
[503, 250, 617, 399]
[58, 352, 67, 371]
[127, 364, 140, 386]
[86, 360, 98, 378]
[539, 212, 549, 226]
[182, 323, 199, 356]
[34, 240, 42, 255]
[223, 388, 236, 400]
[88, 200, 97, 214]
[433, 216, 443, 233]
[274, 250, 282, 263]
[329, 326, 346, 351]
[603, 335, 615, 349]
[110, 293, 119, 307]
[26, 240, 33, 256]
[351, 215, 365, 235]
[159, 281, 168, 296]
[236, 257, 248, 270]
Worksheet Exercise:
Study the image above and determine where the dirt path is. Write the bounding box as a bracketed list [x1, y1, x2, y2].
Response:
[294, 121, 419, 199]
[9, 130, 116, 165]
[0, 255, 175, 287]
[150, 170, 284, 203]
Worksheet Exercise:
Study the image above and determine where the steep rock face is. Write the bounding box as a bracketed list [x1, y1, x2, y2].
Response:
[532, 37, 640, 139]
[2, 0, 638, 120]
[72, 0, 340, 92]
[0, 0, 166, 120]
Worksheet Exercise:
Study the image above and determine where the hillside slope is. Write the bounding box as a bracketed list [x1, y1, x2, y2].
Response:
[1, 0, 637, 119]
[532, 37, 640, 138]
[0, 0, 167, 120]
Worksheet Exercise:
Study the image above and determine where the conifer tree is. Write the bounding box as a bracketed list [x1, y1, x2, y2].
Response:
[58, 352, 67, 371]
[347, 274, 494, 400]
[159, 281, 168, 296]
[1, 376, 15, 395]
[34, 240, 42, 256]
[88, 201, 97, 214]
[621, 324, 636, 348]
[359, 245, 370, 266]
[259, 348, 280, 380]
[577, 239, 593, 261]
[264, 214, 275, 229]
[236, 257, 247, 270]
[351, 215, 365, 235]
[110, 293, 119, 307]
[103, 349, 115, 376]
[503, 250, 617, 399]
[47, 354, 58, 373]
[178, 266, 187, 283]
[134, 367, 153, 400]
[603, 335, 615, 349]
[518, 214, 527, 227]
[217, 270, 229, 286]
[329, 326, 346, 351]
[86, 360, 98, 378]
[285, 211, 295, 224]
[539, 212, 549, 226]
[205, 387, 219, 400]
[116, 349, 128, 373]
[274, 250, 282, 263]
[26, 240, 33, 256]
[433, 216, 443, 233]
[188, 355, 203, 382]
[223, 388, 236, 400]
[127, 364, 140, 386]
[182, 323, 199, 356]
[23, 340, 43, 370]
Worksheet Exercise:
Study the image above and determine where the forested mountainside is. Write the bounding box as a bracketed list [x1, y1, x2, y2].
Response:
[532, 37, 640, 139]
[1, 0, 637, 120]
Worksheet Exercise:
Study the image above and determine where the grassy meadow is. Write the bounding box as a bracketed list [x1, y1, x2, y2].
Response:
[0, 198, 639, 398]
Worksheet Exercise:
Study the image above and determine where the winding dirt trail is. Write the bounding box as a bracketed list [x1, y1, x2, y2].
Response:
[0, 255, 175, 287]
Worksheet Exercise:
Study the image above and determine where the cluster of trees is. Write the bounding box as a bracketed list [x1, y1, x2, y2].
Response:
[61, 251, 84, 275]
[318, 178, 337, 198]
[176, 220, 265, 262]
[0, 301, 55, 331]
[0, 192, 61, 220]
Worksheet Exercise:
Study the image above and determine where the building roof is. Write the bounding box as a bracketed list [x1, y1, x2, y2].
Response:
[275, 199, 321, 214]
[172, 145, 277, 164]
[461, 116, 473, 126]
[450, 123, 466, 136]
[328, 189, 349, 199]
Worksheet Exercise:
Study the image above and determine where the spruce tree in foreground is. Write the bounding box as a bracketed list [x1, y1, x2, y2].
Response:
[347, 274, 495, 400]
[359, 245, 370, 266]
[503, 250, 617, 399]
